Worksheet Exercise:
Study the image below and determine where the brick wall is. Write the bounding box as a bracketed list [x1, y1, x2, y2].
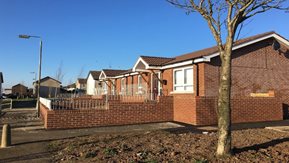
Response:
[40, 96, 173, 129]
[173, 94, 197, 124]
[171, 94, 282, 125]
[203, 38, 289, 98]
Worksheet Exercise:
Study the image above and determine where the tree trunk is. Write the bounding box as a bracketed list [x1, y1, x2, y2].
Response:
[216, 43, 233, 157]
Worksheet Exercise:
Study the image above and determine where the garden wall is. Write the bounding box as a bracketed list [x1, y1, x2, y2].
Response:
[173, 94, 283, 126]
[40, 96, 173, 129]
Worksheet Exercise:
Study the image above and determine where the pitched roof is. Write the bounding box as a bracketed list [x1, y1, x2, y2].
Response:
[12, 83, 28, 88]
[165, 31, 276, 65]
[140, 56, 175, 66]
[66, 83, 76, 88]
[88, 71, 101, 80]
[0, 72, 3, 83]
[119, 69, 133, 75]
[137, 31, 279, 67]
[102, 69, 128, 77]
[33, 76, 61, 84]
[77, 78, 87, 84]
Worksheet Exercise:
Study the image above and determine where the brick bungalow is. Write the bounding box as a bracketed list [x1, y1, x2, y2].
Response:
[99, 32, 289, 110]
[12, 83, 28, 98]
[147, 31, 289, 124]
[41, 31, 289, 129]
[99, 31, 289, 125]
[99, 69, 128, 95]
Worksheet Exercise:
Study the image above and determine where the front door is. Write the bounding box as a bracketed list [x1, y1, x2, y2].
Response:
[151, 73, 160, 100]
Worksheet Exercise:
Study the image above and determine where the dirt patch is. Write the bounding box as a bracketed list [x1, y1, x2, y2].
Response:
[49, 128, 289, 162]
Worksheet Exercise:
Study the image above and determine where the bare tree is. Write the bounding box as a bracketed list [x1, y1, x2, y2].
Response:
[167, 0, 288, 157]
[77, 66, 85, 78]
[55, 61, 65, 82]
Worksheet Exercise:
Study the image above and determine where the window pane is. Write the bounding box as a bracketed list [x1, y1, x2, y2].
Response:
[174, 86, 184, 91]
[138, 75, 142, 88]
[184, 68, 193, 84]
[184, 86, 193, 91]
[121, 79, 125, 90]
[174, 70, 183, 84]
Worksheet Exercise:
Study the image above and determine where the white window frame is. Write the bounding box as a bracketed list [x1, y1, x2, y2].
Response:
[121, 78, 126, 95]
[137, 75, 143, 94]
[111, 80, 115, 95]
[102, 81, 108, 94]
[173, 66, 194, 93]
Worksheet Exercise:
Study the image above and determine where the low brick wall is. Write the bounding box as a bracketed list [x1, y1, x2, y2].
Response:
[173, 94, 283, 125]
[40, 96, 173, 129]
[173, 94, 197, 124]
[40, 95, 283, 129]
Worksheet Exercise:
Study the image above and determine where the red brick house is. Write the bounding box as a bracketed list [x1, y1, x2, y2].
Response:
[97, 31, 289, 125]
[12, 83, 28, 98]
[99, 69, 128, 95]
[41, 31, 289, 129]
[133, 32, 289, 124]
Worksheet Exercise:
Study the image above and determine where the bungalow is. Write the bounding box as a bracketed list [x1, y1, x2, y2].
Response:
[4, 89, 11, 95]
[76, 78, 87, 91]
[33, 76, 61, 98]
[86, 71, 101, 95]
[64, 83, 76, 92]
[12, 83, 28, 98]
[99, 69, 128, 95]
[100, 31, 289, 125]
[40, 31, 289, 129]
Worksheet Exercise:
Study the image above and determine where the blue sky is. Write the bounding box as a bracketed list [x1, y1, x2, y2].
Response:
[0, 0, 288, 88]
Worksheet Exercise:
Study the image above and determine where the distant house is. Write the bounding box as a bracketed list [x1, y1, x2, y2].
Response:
[64, 83, 76, 92]
[12, 84, 28, 98]
[76, 78, 87, 90]
[86, 71, 101, 95]
[33, 76, 61, 98]
[0, 72, 3, 98]
[4, 89, 12, 95]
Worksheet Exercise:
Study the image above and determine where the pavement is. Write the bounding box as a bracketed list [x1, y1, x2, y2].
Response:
[1, 108, 289, 162]
[0, 109, 185, 163]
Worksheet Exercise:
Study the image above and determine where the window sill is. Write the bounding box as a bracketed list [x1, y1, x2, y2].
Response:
[170, 91, 194, 94]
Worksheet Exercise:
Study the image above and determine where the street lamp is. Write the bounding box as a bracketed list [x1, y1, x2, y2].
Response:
[19, 34, 42, 117]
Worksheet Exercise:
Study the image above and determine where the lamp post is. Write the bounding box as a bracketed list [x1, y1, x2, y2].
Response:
[19, 35, 42, 117]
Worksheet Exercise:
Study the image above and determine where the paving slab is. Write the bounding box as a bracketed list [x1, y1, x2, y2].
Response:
[2, 108, 289, 162]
